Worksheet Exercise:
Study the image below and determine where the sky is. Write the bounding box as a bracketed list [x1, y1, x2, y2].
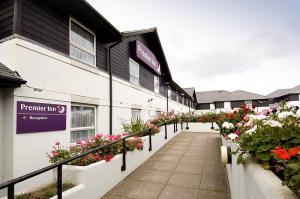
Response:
[87, 0, 300, 95]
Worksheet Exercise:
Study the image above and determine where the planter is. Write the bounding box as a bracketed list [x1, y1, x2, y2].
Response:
[224, 143, 297, 199]
[54, 124, 180, 199]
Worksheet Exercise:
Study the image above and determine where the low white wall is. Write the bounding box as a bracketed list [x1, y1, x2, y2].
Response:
[184, 122, 219, 133]
[221, 139, 297, 199]
[53, 124, 180, 199]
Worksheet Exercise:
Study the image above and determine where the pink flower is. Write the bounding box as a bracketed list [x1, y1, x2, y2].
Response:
[95, 134, 103, 139]
[76, 140, 82, 145]
[234, 131, 241, 135]
[55, 141, 60, 146]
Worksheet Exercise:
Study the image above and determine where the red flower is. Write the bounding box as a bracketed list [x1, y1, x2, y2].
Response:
[288, 148, 298, 156]
[272, 147, 291, 160]
[277, 151, 291, 160]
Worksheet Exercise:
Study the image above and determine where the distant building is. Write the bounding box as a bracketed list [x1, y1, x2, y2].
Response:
[267, 85, 300, 108]
[195, 90, 269, 113]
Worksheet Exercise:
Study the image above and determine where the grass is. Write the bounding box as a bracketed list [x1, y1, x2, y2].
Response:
[15, 182, 75, 199]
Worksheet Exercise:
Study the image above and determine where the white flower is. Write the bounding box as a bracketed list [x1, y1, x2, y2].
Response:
[222, 122, 234, 129]
[277, 111, 294, 120]
[263, 120, 282, 128]
[296, 110, 300, 118]
[245, 126, 257, 135]
[227, 133, 238, 140]
[248, 114, 267, 121]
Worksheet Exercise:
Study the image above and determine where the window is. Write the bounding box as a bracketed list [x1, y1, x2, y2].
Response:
[168, 87, 171, 98]
[70, 19, 96, 66]
[131, 109, 141, 121]
[129, 59, 139, 85]
[71, 105, 96, 143]
[154, 76, 159, 93]
[245, 100, 252, 107]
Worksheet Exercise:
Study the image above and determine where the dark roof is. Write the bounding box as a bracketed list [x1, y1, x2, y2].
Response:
[196, 90, 231, 103]
[266, 84, 300, 99]
[170, 81, 193, 100]
[44, 0, 122, 43]
[122, 27, 172, 81]
[215, 90, 265, 102]
[0, 63, 26, 87]
[183, 88, 195, 98]
[266, 89, 290, 98]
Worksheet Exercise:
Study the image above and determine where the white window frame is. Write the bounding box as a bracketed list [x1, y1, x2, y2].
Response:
[129, 58, 140, 85]
[168, 87, 171, 98]
[69, 17, 96, 66]
[70, 104, 97, 143]
[131, 109, 141, 121]
[154, 75, 159, 94]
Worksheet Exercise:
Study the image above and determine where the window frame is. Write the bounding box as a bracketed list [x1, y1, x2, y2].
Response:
[129, 58, 140, 85]
[70, 104, 97, 143]
[131, 109, 141, 121]
[154, 75, 159, 94]
[69, 17, 97, 67]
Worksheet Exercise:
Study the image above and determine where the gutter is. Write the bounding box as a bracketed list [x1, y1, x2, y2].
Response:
[107, 40, 122, 135]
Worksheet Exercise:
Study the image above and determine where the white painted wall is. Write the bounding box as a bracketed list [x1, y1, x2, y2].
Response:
[0, 37, 193, 194]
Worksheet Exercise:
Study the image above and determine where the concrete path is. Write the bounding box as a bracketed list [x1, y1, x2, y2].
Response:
[102, 132, 230, 199]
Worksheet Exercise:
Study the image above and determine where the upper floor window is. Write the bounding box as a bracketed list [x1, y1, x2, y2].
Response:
[154, 76, 159, 93]
[168, 87, 171, 98]
[70, 18, 96, 66]
[129, 58, 139, 85]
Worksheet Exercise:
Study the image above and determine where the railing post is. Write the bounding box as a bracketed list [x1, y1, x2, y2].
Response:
[186, 119, 189, 130]
[173, 120, 175, 133]
[121, 139, 126, 171]
[164, 124, 167, 140]
[211, 120, 214, 130]
[57, 165, 62, 199]
[148, 129, 152, 151]
[181, 121, 183, 130]
[8, 184, 14, 199]
[175, 119, 178, 132]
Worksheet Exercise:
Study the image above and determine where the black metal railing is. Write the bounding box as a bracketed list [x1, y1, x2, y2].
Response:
[0, 119, 181, 199]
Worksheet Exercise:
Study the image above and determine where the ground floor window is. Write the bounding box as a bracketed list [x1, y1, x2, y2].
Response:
[71, 105, 96, 143]
[131, 109, 141, 121]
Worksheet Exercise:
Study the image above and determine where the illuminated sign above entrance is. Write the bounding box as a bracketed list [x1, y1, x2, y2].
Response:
[135, 41, 161, 75]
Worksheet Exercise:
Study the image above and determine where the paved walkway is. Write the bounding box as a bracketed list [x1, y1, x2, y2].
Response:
[102, 132, 230, 199]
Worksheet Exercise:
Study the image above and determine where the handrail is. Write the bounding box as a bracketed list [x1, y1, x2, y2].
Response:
[0, 118, 179, 199]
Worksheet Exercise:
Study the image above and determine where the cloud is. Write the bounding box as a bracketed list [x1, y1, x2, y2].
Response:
[171, 30, 299, 80]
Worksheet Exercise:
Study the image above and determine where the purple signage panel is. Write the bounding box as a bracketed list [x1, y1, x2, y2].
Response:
[17, 101, 67, 134]
[136, 41, 161, 75]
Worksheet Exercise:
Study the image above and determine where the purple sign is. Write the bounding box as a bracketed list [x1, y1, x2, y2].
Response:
[17, 101, 67, 134]
[136, 41, 161, 75]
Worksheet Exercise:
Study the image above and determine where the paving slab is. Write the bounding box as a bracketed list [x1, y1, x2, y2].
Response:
[102, 132, 230, 199]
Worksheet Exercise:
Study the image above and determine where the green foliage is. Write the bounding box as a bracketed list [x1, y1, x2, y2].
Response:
[284, 162, 300, 188]
[122, 117, 148, 134]
[15, 182, 74, 199]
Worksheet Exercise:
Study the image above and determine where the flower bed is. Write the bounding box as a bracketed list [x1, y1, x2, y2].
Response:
[219, 102, 300, 197]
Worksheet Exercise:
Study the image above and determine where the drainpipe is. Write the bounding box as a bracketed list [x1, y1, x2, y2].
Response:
[165, 83, 169, 113]
[107, 41, 122, 135]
